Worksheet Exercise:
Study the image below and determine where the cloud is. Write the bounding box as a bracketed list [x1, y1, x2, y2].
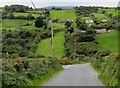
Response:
[0, 0, 119, 7]
[0, 0, 119, 2]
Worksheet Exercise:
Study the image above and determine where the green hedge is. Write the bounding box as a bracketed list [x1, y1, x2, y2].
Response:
[2, 58, 62, 87]
[91, 55, 120, 87]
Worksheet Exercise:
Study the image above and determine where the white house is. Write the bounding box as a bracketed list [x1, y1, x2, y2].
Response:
[101, 20, 107, 23]
[85, 19, 94, 23]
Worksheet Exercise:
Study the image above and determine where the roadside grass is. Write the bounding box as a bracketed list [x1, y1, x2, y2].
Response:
[36, 31, 65, 58]
[97, 30, 118, 53]
[2, 19, 33, 30]
[32, 68, 63, 87]
[50, 9, 76, 20]
[93, 13, 107, 20]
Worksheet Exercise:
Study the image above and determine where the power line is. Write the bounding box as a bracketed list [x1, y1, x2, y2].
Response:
[30, 0, 41, 15]
[30, 0, 54, 59]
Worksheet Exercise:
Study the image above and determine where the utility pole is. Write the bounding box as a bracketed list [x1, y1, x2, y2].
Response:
[49, 20, 54, 59]
[74, 36, 76, 59]
[72, 29, 77, 59]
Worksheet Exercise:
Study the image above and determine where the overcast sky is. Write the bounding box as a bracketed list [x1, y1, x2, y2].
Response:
[0, 0, 120, 8]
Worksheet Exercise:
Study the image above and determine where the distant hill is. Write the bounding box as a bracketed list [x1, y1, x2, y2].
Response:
[42, 6, 74, 9]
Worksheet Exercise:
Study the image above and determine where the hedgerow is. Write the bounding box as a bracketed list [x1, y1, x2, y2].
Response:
[2, 58, 62, 87]
[91, 54, 120, 87]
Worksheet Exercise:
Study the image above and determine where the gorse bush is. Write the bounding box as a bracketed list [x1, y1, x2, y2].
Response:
[2, 58, 62, 87]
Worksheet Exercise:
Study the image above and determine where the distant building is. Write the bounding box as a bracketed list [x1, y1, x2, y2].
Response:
[101, 20, 107, 23]
[95, 29, 107, 33]
[67, 19, 74, 23]
[57, 20, 65, 23]
[85, 19, 94, 23]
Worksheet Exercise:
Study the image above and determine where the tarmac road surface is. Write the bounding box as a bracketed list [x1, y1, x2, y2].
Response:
[41, 63, 105, 86]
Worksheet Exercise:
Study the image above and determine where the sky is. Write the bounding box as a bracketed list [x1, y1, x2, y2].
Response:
[0, 0, 120, 8]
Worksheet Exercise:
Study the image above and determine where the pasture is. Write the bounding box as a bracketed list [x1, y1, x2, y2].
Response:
[81, 17, 91, 21]
[103, 8, 118, 17]
[36, 31, 65, 58]
[2, 19, 33, 30]
[97, 30, 118, 53]
[48, 23, 65, 30]
[50, 9, 76, 20]
[14, 12, 42, 18]
[53, 23, 65, 30]
[93, 13, 107, 20]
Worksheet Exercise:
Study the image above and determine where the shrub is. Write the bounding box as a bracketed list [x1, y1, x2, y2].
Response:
[2, 59, 62, 87]
[27, 14, 35, 20]
[91, 55, 119, 87]
[8, 13, 15, 19]
[76, 42, 98, 56]
[35, 17, 44, 28]
[78, 34, 95, 42]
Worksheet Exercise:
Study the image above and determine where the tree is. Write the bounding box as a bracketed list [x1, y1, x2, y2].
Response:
[78, 34, 95, 42]
[27, 14, 34, 20]
[102, 10, 106, 14]
[44, 10, 50, 15]
[8, 13, 15, 19]
[35, 17, 44, 28]
[65, 21, 72, 27]
[78, 23, 87, 30]
[19, 50, 28, 57]
[109, 14, 113, 18]
[67, 27, 74, 34]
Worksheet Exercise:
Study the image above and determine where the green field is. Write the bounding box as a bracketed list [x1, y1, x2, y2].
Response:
[103, 9, 118, 17]
[2, 19, 64, 30]
[97, 30, 118, 53]
[21, 25, 40, 30]
[93, 13, 107, 20]
[50, 9, 76, 20]
[81, 17, 91, 21]
[2, 19, 33, 30]
[27, 10, 44, 13]
[53, 23, 65, 30]
[47, 23, 65, 30]
[36, 31, 65, 58]
[14, 12, 41, 18]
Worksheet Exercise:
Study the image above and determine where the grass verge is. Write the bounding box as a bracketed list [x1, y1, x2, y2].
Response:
[32, 68, 63, 87]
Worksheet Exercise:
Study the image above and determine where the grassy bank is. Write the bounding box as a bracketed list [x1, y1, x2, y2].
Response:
[91, 54, 119, 87]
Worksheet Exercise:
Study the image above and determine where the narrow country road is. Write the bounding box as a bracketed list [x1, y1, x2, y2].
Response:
[41, 63, 105, 86]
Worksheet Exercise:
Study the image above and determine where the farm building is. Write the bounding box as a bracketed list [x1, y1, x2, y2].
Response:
[57, 20, 65, 23]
